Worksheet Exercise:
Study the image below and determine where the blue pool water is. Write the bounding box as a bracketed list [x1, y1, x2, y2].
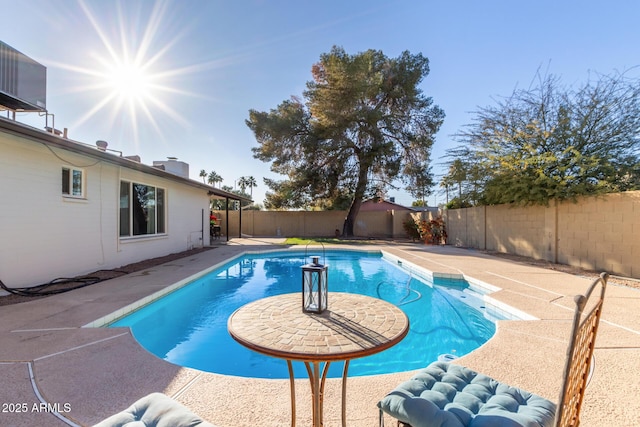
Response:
[109, 250, 497, 378]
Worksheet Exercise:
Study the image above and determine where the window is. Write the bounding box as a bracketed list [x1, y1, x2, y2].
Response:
[119, 181, 166, 237]
[62, 167, 84, 197]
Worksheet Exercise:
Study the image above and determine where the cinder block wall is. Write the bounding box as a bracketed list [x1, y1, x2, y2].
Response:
[214, 209, 416, 238]
[486, 204, 546, 259]
[444, 191, 640, 278]
[557, 192, 640, 277]
[444, 207, 487, 249]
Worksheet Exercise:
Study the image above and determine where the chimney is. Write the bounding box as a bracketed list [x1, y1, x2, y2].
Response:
[96, 140, 108, 151]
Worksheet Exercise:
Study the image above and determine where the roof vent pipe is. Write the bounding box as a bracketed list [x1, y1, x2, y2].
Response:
[96, 140, 108, 151]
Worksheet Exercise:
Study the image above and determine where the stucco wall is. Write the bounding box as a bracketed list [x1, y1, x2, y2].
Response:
[1, 130, 210, 288]
[443, 192, 640, 278]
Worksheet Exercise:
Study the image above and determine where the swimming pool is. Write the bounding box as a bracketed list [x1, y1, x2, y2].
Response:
[109, 250, 498, 378]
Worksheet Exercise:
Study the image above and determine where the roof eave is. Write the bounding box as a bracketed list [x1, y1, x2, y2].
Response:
[0, 117, 251, 202]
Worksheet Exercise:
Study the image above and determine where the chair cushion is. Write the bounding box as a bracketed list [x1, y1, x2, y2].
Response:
[93, 392, 216, 427]
[378, 362, 556, 427]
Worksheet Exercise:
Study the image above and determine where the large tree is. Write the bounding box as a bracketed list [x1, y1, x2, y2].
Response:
[444, 71, 640, 206]
[247, 46, 444, 236]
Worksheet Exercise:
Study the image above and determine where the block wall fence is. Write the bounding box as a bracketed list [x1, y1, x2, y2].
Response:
[212, 209, 429, 239]
[443, 191, 640, 279]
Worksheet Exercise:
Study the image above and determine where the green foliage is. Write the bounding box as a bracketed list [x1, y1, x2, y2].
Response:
[207, 171, 223, 187]
[237, 176, 257, 199]
[262, 177, 310, 210]
[247, 46, 444, 234]
[402, 218, 422, 241]
[443, 70, 640, 206]
[445, 197, 473, 209]
[200, 169, 223, 187]
[210, 183, 251, 211]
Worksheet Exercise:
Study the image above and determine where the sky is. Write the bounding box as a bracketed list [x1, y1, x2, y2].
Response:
[1, 0, 639, 207]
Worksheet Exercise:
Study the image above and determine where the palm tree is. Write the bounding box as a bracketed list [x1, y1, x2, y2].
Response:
[199, 169, 207, 184]
[439, 175, 452, 205]
[449, 159, 467, 198]
[237, 176, 249, 194]
[208, 171, 223, 187]
[245, 176, 257, 198]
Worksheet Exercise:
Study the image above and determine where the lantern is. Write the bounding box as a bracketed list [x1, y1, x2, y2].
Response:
[301, 255, 328, 313]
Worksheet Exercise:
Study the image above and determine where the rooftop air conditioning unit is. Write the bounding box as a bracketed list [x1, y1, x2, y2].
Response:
[0, 40, 46, 111]
[153, 157, 189, 179]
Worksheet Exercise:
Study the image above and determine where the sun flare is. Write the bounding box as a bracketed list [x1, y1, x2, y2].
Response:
[106, 62, 152, 101]
[47, 0, 201, 145]
[48, 0, 236, 147]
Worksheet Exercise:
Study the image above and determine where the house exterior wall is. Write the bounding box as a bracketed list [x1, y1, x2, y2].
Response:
[359, 200, 411, 212]
[0, 129, 210, 288]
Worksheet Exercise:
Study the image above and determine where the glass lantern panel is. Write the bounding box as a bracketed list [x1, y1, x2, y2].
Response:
[302, 266, 328, 313]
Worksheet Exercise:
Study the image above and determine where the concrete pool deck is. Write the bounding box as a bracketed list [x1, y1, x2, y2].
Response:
[1, 240, 639, 426]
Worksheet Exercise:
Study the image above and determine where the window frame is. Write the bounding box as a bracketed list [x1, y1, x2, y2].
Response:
[61, 166, 85, 198]
[119, 180, 167, 238]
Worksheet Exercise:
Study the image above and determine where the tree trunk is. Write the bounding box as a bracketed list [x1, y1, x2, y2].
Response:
[343, 161, 369, 237]
[343, 197, 363, 237]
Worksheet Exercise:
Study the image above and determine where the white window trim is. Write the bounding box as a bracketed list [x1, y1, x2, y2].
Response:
[119, 180, 167, 238]
[62, 166, 85, 199]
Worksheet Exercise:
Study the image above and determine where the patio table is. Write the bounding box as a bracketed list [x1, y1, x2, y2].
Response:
[227, 292, 409, 427]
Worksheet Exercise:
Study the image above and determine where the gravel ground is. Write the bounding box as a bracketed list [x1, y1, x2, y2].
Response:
[1, 245, 637, 307]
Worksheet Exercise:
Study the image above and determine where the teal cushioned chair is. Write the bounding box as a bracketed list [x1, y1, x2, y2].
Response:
[378, 273, 608, 427]
[94, 392, 216, 427]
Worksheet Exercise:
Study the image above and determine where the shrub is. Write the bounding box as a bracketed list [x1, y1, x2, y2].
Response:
[418, 216, 447, 244]
[402, 218, 422, 241]
[403, 216, 447, 244]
